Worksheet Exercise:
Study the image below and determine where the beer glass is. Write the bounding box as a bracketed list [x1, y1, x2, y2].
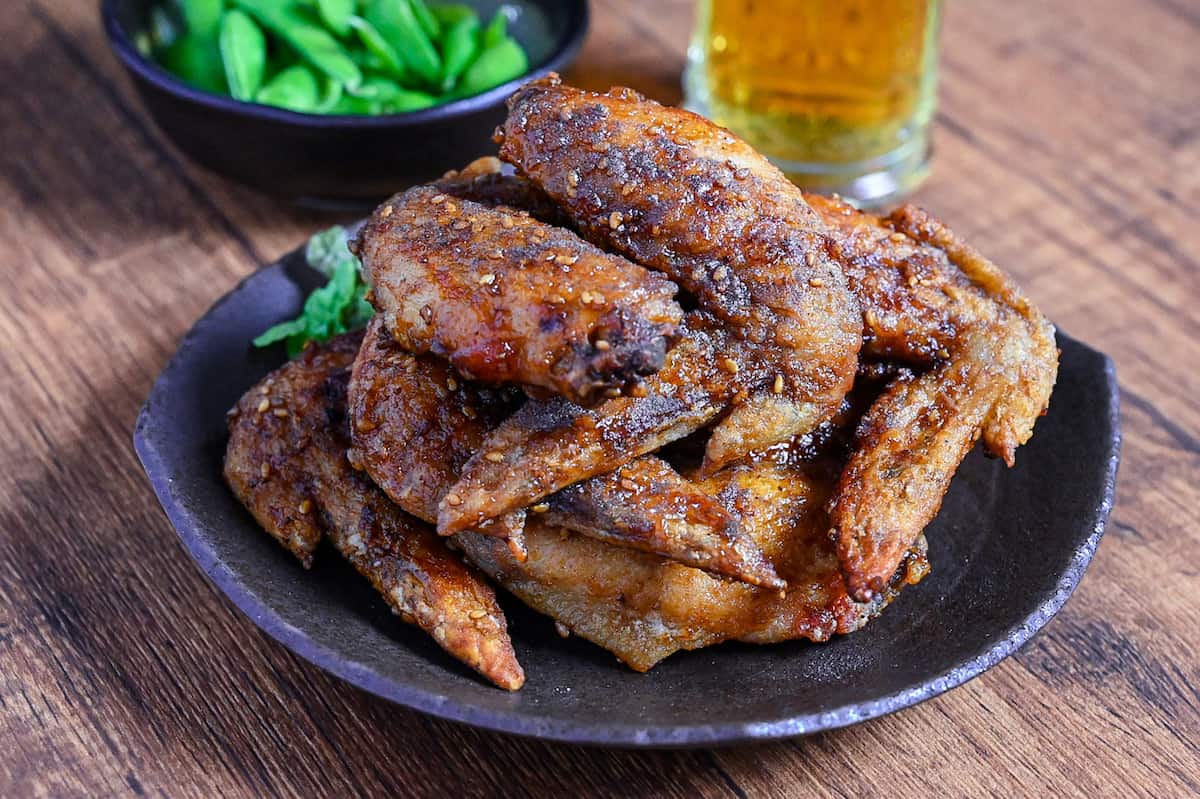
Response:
[685, 0, 943, 205]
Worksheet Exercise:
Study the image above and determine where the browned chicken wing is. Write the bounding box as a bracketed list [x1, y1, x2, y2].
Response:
[224, 333, 525, 690]
[457, 454, 927, 672]
[806, 194, 1058, 600]
[498, 75, 862, 471]
[354, 183, 684, 406]
[350, 318, 781, 587]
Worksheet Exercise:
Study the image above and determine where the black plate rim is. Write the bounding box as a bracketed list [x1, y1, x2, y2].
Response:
[133, 260, 1120, 748]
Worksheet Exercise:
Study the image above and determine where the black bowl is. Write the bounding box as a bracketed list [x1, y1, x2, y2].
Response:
[101, 0, 588, 205]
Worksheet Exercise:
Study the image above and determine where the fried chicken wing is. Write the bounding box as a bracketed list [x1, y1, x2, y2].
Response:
[498, 75, 862, 471]
[457, 455, 927, 672]
[350, 318, 780, 587]
[438, 312, 745, 534]
[354, 183, 684, 406]
[348, 318, 528, 553]
[224, 333, 524, 690]
[805, 194, 1058, 600]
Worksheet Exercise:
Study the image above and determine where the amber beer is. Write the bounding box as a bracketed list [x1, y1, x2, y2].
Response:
[685, 0, 942, 204]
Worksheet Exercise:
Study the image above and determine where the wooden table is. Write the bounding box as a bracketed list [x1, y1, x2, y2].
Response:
[3, 1, 1197, 795]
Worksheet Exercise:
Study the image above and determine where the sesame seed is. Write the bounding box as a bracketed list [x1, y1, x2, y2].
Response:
[452, 219, 469, 230]
[431, 194, 446, 204]
[444, 202, 458, 213]
[462, 405, 477, 419]
[531, 503, 550, 513]
[272, 408, 289, 417]
[608, 211, 623, 229]
[722, 358, 739, 374]
[555, 621, 571, 638]
[595, 141, 610, 152]
[734, 168, 751, 180]
[260, 462, 271, 479]
[446, 377, 458, 391]
[381, 205, 393, 218]
[298, 499, 313, 514]
[773, 374, 785, 394]
[809, 277, 825, 287]
[555, 254, 578, 265]
[468, 609, 487, 620]
[500, 215, 514, 228]
[484, 451, 504, 463]
[712, 266, 728, 281]
[619, 479, 637, 491]
[478, 273, 496, 285]
[604, 387, 622, 398]
[566, 170, 579, 187]
[445, 493, 463, 506]
[889, 232, 908, 243]
[805, 252, 816, 267]
[594, 339, 611, 351]
[256, 398, 270, 413]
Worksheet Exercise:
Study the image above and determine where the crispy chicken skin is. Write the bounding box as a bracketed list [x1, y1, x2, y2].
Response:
[806, 194, 1058, 600]
[224, 333, 524, 690]
[354, 183, 684, 406]
[498, 75, 862, 471]
[350, 318, 781, 587]
[438, 312, 746, 534]
[348, 318, 528, 553]
[457, 455, 927, 672]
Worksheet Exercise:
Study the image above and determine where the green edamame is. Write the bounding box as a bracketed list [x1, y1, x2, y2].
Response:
[234, 0, 362, 88]
[219, 9, 266, 101]
[164, 33, 226, 94]
[430, 3, 474, 29]
[480, 6, 512, 49]
[439, 14, 480, 89]
[178, 0, 224, 38]
[315, 0, 356, 38]
[363, 0, 442, 85]
[408, 0, 442, 40]
[256, 64, 320, 112]
[455, 36, 528, 97]
[347, 16, 407, 80]
[144, 0, 533, 114]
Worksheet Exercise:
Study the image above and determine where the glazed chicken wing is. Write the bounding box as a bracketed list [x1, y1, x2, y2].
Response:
[349, 318, 781, 587]
[457, 455, 928, 672]
[806, 194, 1058, 600]
[224, 333, 524, 690]
[498, 75, 862, 472]
[354, 183, 684, 406]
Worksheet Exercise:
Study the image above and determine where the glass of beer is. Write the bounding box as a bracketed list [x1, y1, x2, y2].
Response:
[685, 0, 943, 205]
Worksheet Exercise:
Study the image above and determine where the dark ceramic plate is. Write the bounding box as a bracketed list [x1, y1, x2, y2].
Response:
[134, 250, 1120, 747]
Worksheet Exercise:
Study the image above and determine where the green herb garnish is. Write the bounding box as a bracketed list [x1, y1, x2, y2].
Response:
[254, 225, 374, 357]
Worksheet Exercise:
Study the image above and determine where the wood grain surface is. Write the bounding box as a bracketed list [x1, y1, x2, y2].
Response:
[2, 0, 1197, 796]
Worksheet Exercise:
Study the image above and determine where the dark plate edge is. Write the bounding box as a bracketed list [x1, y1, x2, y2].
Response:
[132, 272, 1122, 747]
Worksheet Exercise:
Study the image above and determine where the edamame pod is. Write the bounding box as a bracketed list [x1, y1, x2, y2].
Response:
[315, 0, 355, 37]
[408, 0, 441, 40]
[363, 0, 441, 85]
[348, 16, 407, 80]
[439, 15, 480, 89]
[234, 0, 362, 88]
[256, 64, 320, 111]
[219, 9, 266, 101]
[179, 0, 224, 38]
[164, 33, 227, 94]
[455, 36, 527, 98]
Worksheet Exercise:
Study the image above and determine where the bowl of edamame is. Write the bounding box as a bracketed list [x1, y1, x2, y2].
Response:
[102, 0, 588, 205]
